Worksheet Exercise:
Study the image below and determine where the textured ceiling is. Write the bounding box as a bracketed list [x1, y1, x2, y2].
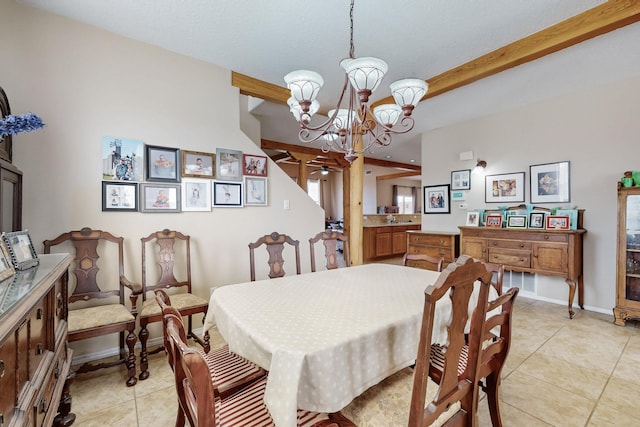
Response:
[18, 0, 640, 165]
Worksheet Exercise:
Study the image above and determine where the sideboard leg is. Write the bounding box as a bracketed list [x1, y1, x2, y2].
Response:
[54, 370, 76, 426]
[578, 274, 585, 309]
[566, 279, 576, 319]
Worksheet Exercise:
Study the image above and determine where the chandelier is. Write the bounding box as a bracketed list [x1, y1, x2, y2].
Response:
[284, 0, 428, 164]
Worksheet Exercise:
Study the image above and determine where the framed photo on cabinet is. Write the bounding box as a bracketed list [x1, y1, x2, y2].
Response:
[529, 212, 546, 229]
[2, 230, 39, 270]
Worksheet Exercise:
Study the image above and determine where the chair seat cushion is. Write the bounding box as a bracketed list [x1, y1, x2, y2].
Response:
[339, 367, 460, 427]
[217, 376, 330, 427]
[68, 304, 135, 333]
[141, 292, 207, 317]
[203, 344, 265, 392]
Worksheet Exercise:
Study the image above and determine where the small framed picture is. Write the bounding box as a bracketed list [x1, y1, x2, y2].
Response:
[101, 136, 145, 182]
[181, 178, 211, 212]
[451, 169, 471, 190]
[102, 181, 138, 211]
[485, 214, 503, 228]
[530, 161, 570, 204]
[529, 212, 546, 229]
[506, 215, 527, 228]
[546, 215, 570, 230]
[244, 176, 268, 206]
[145, 145, 180, 182]
[485, 172, 525, 203]
[423, 184, 450, 214]
[242, 154, 268, 177]
[140, 183, 181, 213]
[2, 230, 39, 270]
[0, 243, 15, 281]
[465, 211, 480, 227]
[213, 181, 243, 207]
[181, 150, 215, 178]
[216, 148, 243, 182]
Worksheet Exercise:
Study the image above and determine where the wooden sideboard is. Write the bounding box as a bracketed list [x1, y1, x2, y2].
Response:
[405, 231, 460, 270]
[0, 254, 75, 426]
[459, 226, 586, 318]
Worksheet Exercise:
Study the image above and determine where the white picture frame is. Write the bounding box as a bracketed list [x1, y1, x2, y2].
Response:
[181, 178, 212, 212]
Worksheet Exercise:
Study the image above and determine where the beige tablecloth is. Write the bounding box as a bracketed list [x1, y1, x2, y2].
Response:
[203, 263, 486, 427]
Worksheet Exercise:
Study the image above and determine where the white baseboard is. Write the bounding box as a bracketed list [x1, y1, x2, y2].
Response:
[71, 327, 204, 366]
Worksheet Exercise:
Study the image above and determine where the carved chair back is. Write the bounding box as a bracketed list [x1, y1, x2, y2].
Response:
[141, 229, 192, 300]
[402, 253, 444, 272]
[408, 255, 493, 427]
[248, 231, 301, 281]
[309, 230, 350, 272]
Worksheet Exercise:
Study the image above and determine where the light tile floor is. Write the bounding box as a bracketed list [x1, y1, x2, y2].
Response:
[69, 261, 640, 426]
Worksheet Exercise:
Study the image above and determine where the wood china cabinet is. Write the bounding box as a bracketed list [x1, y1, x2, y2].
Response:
[614, 185, 640, 325]
[0, 87, 23, 233]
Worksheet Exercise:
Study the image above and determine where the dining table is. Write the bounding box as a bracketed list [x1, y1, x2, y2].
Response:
[203, 263, 491, 427]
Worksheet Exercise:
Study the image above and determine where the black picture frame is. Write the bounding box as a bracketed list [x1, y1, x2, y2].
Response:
[2, 230, 39, 270]
[529, 161, 570, 204]
[451, 169, 471, 190]
[423, 184, 450, 214]
[213, 181, 243, 207]
[102, 181, 138, 211]
[145, 144, 180, 182]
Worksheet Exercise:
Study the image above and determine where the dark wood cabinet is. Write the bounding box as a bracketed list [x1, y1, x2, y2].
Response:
[0, 158, 22, 232]
[0, 254, 74, 426]
[614, 185, 640, 326]
[459, 226, 586, 318]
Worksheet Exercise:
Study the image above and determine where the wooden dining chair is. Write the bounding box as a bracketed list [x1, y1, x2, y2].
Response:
[165, 313, 342, 427]
[248, 231, 301, 281]
[309, 230, 350, 272]
[138, 229, 210, 381]
[482, 261, 504, 295]
[429, 286, 519, 427]
[402, 252, 444, 272]
[339, 255, 493, 426]
[156, 290, 266, 399]
[43, 227, 141, 386]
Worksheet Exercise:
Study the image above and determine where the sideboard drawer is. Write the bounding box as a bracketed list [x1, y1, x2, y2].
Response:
[488, 249, 531, 268]
[407, 245, 452, 260]
[408, 233, 453, 247]
[487, 239, 532, 250]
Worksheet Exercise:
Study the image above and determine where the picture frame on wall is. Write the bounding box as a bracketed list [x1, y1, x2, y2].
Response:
[181, 178, 211, 212]
[216, 148, 243, 182]
[423, 184, 450, 214]
[213, 181, 243, 207]
[101, 136, 145, 182]
[530, 161, 570, 204]
[140, 183, 181, 213]
[145, 145, 180, 182]
[2, 230, 39, 270]
[485, 172, 525, 203]
[102, 181, 138, 212]
[181, 150, 215, 178]
[242, 154, 268, 177]
[244, 176, 268, 206]
[451, 169, 471, 190]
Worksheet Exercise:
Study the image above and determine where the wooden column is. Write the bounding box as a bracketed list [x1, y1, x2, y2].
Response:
[291, 152, 317, 192]
[349, 134, 364, 266]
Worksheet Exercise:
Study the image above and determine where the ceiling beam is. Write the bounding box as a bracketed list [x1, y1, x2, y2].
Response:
[362, 156, 421, 171]
[234, 1, 640, 108]
[376, 171, 422, 181]
[373, 0, 640, 106]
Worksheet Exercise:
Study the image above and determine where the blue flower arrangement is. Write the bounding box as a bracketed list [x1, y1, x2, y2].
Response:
[0, 113, 45, 137]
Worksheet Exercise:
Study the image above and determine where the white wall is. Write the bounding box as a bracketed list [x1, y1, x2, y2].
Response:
[2, 1, 325, 358]
[420, 73, 640, 312]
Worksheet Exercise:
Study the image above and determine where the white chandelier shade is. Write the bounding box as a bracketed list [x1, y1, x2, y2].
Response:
[373, 104, 402, 127]
[390, 78, 429, 111]
[284, 70, 324, 105]
[340, 57, 388, 99]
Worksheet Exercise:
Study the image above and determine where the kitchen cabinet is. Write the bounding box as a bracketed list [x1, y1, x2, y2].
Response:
[405, 231, 460, 270]
[459, 226, 586, 318]
[364, 224, 420, 260]
[614, 185, 640, 325]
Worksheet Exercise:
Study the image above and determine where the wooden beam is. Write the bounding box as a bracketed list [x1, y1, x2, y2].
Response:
[261, 139, 345, 161]
[232, 72, 290, 105]
[363, 156, 421, 171]
[376, 171, 422, 181]
[373, 0, 640, 107]
[234, 2, 640, 110]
